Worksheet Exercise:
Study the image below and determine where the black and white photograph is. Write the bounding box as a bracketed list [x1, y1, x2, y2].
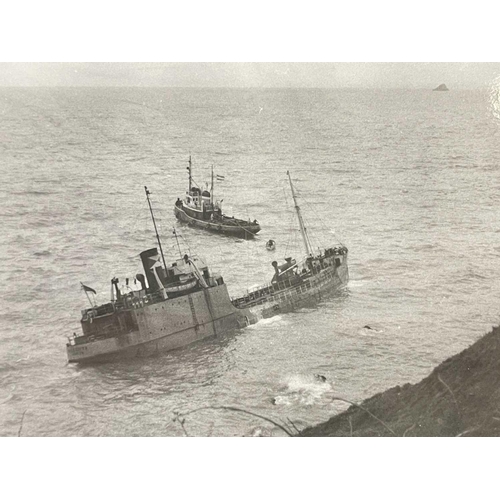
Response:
[3, 60, 500, 438]
[1, 2, 498, 498]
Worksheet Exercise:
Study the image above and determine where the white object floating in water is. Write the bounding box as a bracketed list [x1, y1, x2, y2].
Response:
[266, 239, 276, 251]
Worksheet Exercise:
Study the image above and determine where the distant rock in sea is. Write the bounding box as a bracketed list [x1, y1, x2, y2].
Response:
[433, 83, 449, 91]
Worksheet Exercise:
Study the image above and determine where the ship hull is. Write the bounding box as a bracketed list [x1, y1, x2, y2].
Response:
[234, 256, 349, 321]
[68, 253, 348, 364]
[67, 284, 257, 364]
[174, 206, 260, 238]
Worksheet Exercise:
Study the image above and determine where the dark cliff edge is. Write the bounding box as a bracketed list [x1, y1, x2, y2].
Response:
[300, 326, 500, 437]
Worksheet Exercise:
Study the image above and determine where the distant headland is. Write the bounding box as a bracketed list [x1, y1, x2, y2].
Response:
[433, 83, 449, 91]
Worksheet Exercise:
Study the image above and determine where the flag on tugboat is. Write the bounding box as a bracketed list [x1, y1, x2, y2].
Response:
[81, 283, 96, 294]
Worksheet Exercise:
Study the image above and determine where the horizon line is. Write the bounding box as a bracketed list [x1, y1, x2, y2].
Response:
[0, 85, 488, 90]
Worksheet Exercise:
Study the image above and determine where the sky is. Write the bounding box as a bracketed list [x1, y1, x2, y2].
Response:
[1, 62, 499, 88]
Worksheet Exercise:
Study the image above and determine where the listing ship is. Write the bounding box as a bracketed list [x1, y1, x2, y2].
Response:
[231, 171, 349, 320]
[173, 156, 261, 238]
[66, 187, 259, 364]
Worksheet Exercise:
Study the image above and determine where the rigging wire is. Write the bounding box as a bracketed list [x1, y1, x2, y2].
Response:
[281, 177, 307, 259]
[282, 180, 302, 259]
[145, 198, 185, 259]
[178, 230, 193, 256]
[293, 181, 344, 249]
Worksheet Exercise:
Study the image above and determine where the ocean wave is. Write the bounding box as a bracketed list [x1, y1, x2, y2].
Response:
[12, 190, 57, 196]
[33, 250, 52, 257]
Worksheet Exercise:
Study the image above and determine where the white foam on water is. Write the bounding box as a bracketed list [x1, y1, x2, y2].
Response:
[273, 374, 334, 406]
[246, 315, 284, 329]
[347, 280, 367, 288]
[0, 393, 14, 405]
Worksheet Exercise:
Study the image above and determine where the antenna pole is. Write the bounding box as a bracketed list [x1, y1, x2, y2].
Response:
[211, 164, 214, 205]
[144, 186, 168, 273]
[173, 228, 183, 259]
[287, 171, 313, 256]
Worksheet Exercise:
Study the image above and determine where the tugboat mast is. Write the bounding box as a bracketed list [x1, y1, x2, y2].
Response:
[172, 228, 183, 259]
[144, 186, 168, 273]
[188, 155, 192, 194]
[287, 171, 313, 256]
[211, 164, 214, 205]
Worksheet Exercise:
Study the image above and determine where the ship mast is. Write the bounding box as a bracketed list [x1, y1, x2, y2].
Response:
[172, 228, 183, 259]
[144, 186, 168, 273]
[188, 155, 192, 194]
[287, 171, 313, 256]
[211, 164, 214, 205]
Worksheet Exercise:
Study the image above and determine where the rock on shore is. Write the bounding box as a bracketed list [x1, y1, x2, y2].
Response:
[300, 326, 500, 437]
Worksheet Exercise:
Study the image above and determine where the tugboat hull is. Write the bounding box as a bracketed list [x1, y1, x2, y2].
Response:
[174, 205, 260, 238]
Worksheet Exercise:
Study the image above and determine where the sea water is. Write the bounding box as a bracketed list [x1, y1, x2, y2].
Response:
[1, 87, 500, 436]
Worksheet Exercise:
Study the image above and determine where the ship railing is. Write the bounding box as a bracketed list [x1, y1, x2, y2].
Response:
[67, 324, 124, 346]
[116, 289, 168, 310]
[81, 289, 168, 321]
[232, 278, 315, 308]
[82, 302, 115, 321]
[127, 289, 166, 309]
[231, 281, 273, 306]
[223, 217, 257, 227]
[230, 263, 344, 309]
[232, 275, 316, 308]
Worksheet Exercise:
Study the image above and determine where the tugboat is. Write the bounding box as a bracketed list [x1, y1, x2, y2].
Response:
[173, 156, 261, 239]
[66, 187, 258, 364]
[231, 171, 349, 319]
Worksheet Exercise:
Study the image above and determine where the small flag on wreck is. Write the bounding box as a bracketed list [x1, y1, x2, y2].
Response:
[81, 283, 96, 294]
